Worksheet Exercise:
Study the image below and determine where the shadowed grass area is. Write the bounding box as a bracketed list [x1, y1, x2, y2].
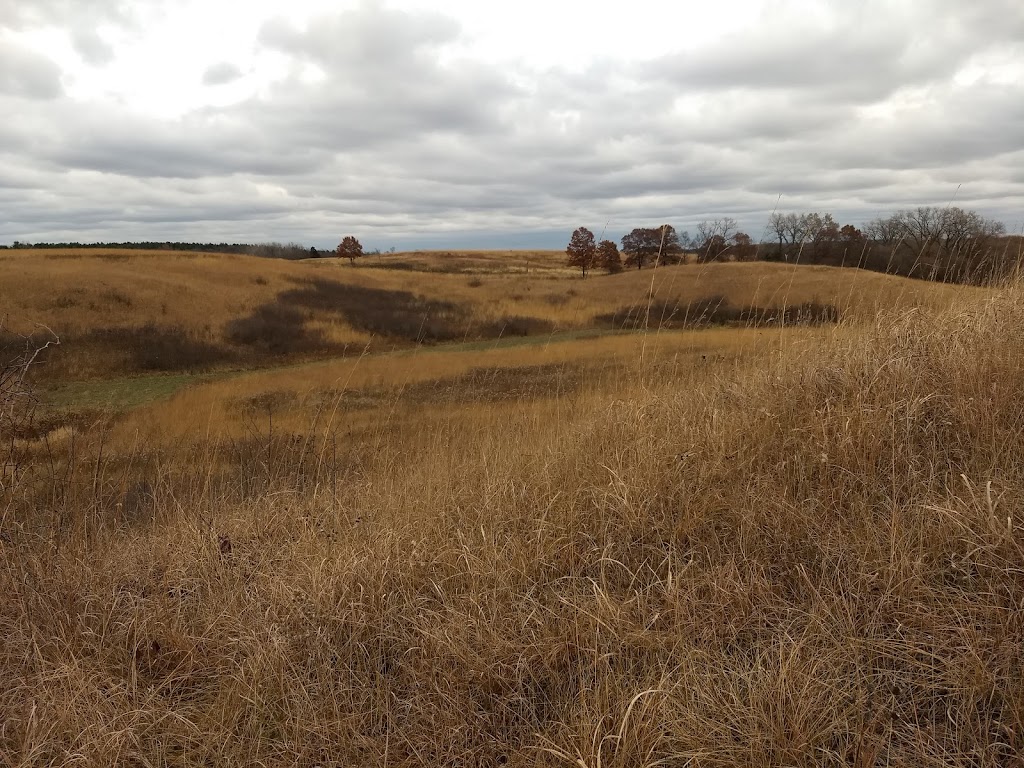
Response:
[596, 295, 841, 329]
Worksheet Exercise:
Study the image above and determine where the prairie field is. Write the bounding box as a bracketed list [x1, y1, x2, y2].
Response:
[1, 247, 977, 382]
[3, 248, 1024, 767]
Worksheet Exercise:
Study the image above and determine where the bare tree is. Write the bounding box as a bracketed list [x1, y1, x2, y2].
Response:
[781, 213, 807, 253]
[767, 213, 788, 257]
[2, 324, 59, 493]
[807, 213, 839, 261]
[768, 212, 835, 261]
[864, 206, 1007, 281]
[695, 218, 738, 262]
[864, 215, 904, 246]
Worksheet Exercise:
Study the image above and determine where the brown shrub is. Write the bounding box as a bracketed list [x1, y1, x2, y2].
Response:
[80, 324, 229, 372]
[225, 304, 328, 354]
[597, 296, 840, 329]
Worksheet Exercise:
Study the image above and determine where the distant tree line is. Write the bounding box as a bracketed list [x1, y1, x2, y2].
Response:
[0, 240, 322, 259]
[0, 238, 401, 264]
[565, 221, 763, 277]
[567, 206, 1015, 284]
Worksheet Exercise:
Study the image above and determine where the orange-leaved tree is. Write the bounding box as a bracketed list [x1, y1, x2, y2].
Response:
[566, 227, 597, 277]
[337, 236, 364, 265]
[597, 239, 622, 273]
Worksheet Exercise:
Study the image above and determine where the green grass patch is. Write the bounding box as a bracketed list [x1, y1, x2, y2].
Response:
[43, 372, 218, 411]
[38, 328, 634, 413]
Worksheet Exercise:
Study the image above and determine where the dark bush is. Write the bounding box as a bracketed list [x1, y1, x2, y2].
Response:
[278, 280, 471, 342]
[596, 296, 735, 330]
[741, 301, 841, 325]
[81, 324, 229, 372]
[479, 315, 555, 337]
[225, 305, 327, 355]
[596, 296, 839, 330]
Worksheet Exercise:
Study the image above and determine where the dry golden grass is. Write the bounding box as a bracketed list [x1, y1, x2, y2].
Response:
[0, 249, 308, 334]
[5, 248, 980, 383]
[4, 261, 1024, 765]
[365, 248, 569, 274]
[109, 324, 808, 443]
[314, 257, 980, 330]
[1, 249, 376, 379]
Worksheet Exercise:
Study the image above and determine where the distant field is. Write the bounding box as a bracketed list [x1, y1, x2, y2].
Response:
[356, 248, 570, 274]
[3, 247, 982, 386]
[3, 245, 987, 456]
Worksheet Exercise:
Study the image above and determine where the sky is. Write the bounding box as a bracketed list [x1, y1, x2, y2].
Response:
[2, 0, 1023, 250]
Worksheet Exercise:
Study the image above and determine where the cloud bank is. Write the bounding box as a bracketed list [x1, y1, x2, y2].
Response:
[1, 0, 1022, 248]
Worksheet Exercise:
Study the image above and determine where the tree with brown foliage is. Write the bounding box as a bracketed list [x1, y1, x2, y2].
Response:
[622, 228, 655, 270]
[566, 227, 597, 277]
[337, 236, 364, 265]
[596, 239, 622, 273]
[731, 232, 757, 261]
[658, 225, 685, 265]
[622, 225, 682, 270]
[840, 224, 864, 244]
[701, 235, 728, 261]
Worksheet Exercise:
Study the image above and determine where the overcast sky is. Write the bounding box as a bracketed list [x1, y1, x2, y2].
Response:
[2, 0, 1023, 249]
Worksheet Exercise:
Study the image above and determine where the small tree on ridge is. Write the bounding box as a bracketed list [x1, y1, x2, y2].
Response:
[566, 227, 597, 277]
[337, 236, 364, 265]
[597, 239, 622, 273]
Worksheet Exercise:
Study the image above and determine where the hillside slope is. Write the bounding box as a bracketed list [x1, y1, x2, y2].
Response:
[3, 248, 981, 381]
[3, 279, 1022, 766]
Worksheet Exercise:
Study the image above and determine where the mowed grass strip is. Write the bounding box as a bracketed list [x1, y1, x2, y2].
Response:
[44, 372, 220, 412]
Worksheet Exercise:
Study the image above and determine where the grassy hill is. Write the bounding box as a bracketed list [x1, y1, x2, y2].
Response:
[2, 247, 980, 383]
[3, 247, 1020, 766]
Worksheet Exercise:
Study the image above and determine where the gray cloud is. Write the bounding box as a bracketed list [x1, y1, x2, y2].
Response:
[0, 0, 140, 31]
[0, 43, 63, 99]
[2, 1, 1023, 246]
[251, 7, 518, 144]
[202, 61, 244, 86]
[72, 28, 115, 65]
